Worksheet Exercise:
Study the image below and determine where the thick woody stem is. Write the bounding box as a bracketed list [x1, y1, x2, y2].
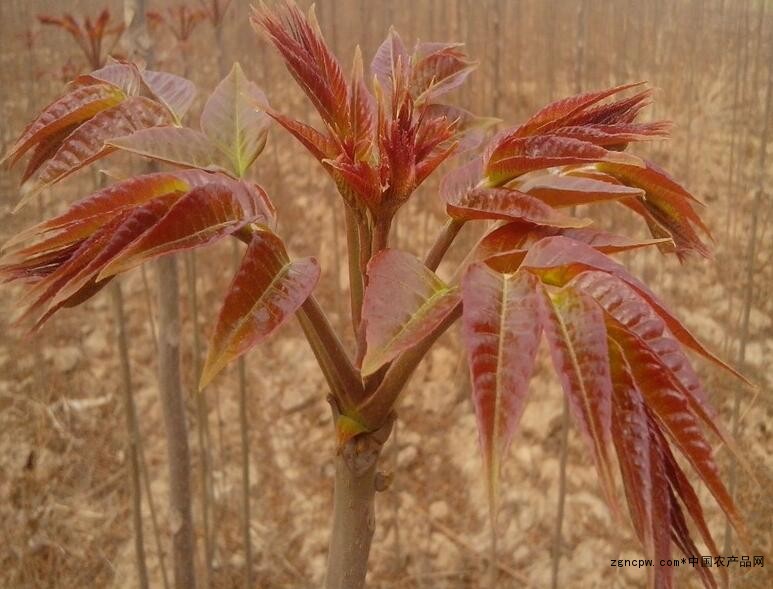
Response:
[325, 401, 394, 589]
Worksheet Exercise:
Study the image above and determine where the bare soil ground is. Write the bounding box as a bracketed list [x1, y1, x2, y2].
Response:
[1, 1, 771, 588]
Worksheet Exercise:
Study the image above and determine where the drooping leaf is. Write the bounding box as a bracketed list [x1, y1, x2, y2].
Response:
[521, 236, 747, 381]
[485, 135, 644, 186]
[361, 249, 460, 376]
[657, 425, 727, 588]
[98, 181, 273, 277]
[200, 230, 320, 389]
[473, 223, 667, 273]
[598, 160, 710, 259]
[16, 198, 176, 325]
[569, 271, 718, 420]
[3, 172, 192, 252]
[108, 126, 231, 172]
[23, 96, 172, 200]
[3, 83, 125, 166]
[608, 338, 672, 589]
[518, 173, 644, 207]
[447, 186, 591, 227]
[462, 264, 541, 509]
[607, 321, 749, 544]
[537, 283, 618, 513]
[200, 62, 271, 176]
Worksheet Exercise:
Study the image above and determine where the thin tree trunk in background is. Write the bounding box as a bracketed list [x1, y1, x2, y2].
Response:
[574, 0, 587, 93]
[112, 282, 150, 589]
[722, 18, 771, 575]
[545, 0, 556, 101]
[178, 44, 215, 588]
[683, 0, 700, 185]
[491, 0, 503, 118]
[156, 256, 197, 589]
[124, 2, 197, 588]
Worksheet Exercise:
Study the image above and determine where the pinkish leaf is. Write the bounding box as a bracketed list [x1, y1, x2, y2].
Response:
[3, 83, 125, 166]
[200, 230, 320, 388]
[98, 181, 273, 277]
[361, 249, 460, 376]
[538, 283, 618, 513]
[462, 264, 541, 508]
[142, 69, 197, 122]
[447, 186, 591, 227]
[108, 126, 230, 171]
[519, 173, 644, 207]
[485, 135, 644, 186]
[23, 96, 172, 201]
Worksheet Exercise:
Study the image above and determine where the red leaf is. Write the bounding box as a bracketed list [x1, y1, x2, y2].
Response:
[566, 88, 654, 127]
[607, 321, 749, 544]
[17, 198, 175, 325]
[519, 173, 644, 207]
[549, 121, 671, 150]
[200, 230, 320, 389]
[371, 28, 409, 96]
[24, 96, 172, 199]
[348, 46, 375, 159]
[98, 181, 273, 277]
[411, 41, 476, 103]
[3, 172, 194, 254]
[485, 135, 643, 186]
[323, 156, 381, 207]
[473, 223, 666, 274]
[569, 271, 719, 421]
[447, 186, 591, 227]
[538, 284, 618, 513]
[439, 156, 484, 202]
[522, 236, 747, 382]
[462, 265, 541, 509]
[20, 123, 80, 183]
[508, 82, 646, 138]
[608, 339, 672, 588]
[599, 160, 710, 259]
[264, 108, 338, 162]
[361, 249, 460, 376]
[79, 61, 142, 95]
[252, 2, 349, 136]
[3, 83, 124, 166]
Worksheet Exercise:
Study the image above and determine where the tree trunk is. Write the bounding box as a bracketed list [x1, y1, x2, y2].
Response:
[325, 409, 394, 589]
[123, 3, 198, 587]
[157, 256, 198, 589]
[111, 282, 150, 589]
